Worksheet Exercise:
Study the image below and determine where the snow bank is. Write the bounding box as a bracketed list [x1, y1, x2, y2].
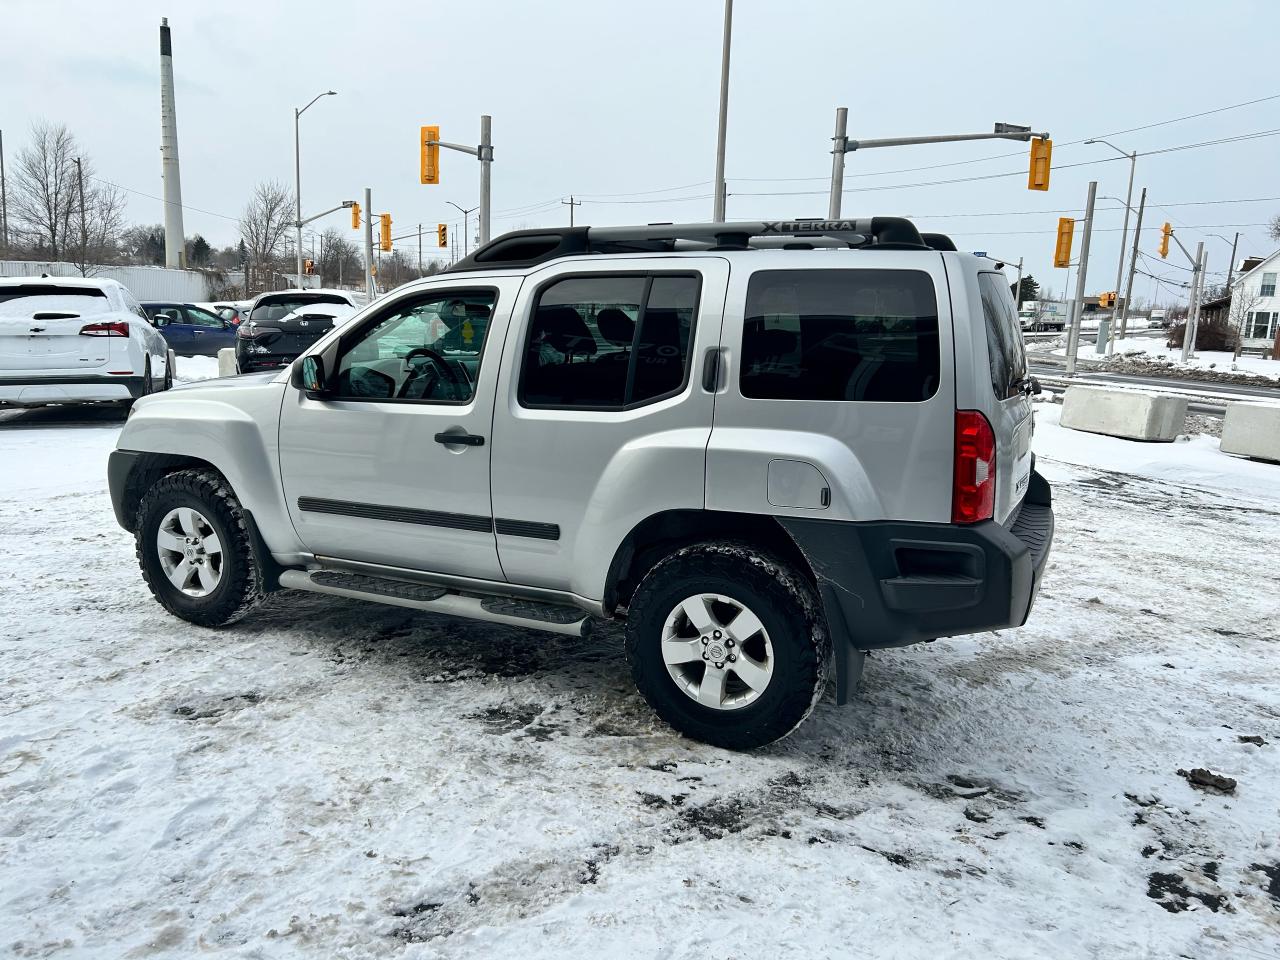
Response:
[173, 354, 221, 383]
[1049, 340, 1280, 382]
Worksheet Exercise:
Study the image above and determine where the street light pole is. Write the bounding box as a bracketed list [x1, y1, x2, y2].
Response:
[294, 90, 336, 289]
[1085, 140, 1136, 354]
[447, 201, 478, 257]
[1182, 242, 1206, 362]
[712, 0, 733, 221]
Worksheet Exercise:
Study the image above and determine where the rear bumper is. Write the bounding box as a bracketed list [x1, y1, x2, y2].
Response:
[780, 468, 1054, 702]
[235, 344, 297, 374]
[0, 374, 145, 404]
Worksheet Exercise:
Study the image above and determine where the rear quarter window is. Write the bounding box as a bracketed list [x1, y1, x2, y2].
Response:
[740, 268, 940, 402]
[977, 273, 1027, 399]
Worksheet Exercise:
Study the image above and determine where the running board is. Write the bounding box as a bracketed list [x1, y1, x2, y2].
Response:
[277, 569, 593, 637]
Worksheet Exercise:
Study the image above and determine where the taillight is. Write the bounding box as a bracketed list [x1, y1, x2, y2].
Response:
[237, 324, 258, 338]
[952, 410, 996, 524]
[79, 321, 129, 337]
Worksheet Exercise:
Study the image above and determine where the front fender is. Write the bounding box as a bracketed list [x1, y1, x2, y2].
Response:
[113, 383, 304, 561]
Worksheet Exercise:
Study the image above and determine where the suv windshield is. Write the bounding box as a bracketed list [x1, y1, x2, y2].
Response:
[250, 293, 347, 324]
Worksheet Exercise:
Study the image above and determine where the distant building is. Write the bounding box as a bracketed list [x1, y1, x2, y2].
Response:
[1229, 249, 1280, 351]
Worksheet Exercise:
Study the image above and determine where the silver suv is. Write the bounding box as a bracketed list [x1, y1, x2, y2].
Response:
[108, 219, 1054, 749]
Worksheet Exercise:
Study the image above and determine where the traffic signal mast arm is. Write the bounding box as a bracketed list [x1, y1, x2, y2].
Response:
[1167, 228, 1200, 268]
[298, 200, 356, 229]
[423, 137, 491, 159]
[838, 128, 1050, 152]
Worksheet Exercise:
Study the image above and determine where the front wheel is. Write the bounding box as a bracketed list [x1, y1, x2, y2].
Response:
[625, 541, 831, 750]
[134, 468, 266, 627]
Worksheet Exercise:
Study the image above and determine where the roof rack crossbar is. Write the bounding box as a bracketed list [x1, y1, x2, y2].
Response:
[445, 217, 927, 273]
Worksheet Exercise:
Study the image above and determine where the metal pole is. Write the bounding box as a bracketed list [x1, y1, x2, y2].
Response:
[1224, 231, 1239, 291]
[478, 114, 492, 245]
[712, 0, 733, 221]
[1119, 187, 1145, 342]
[363, 187, 374, 300]
[294, 107, 303, 289]
[1106, 152, 1136, 355]
[418, 224, 422, 274]
[1065, 181, 1098, 377]
[1013, 256, 1023, 309]
[828, 106, 848, 220]
[1181, 242, 1205, 362]
[0, 128, 7, 255]
[73, 158, 88, 268]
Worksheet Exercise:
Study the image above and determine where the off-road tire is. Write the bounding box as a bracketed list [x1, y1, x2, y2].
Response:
[625, 541, 831, 750]
[134, 468, 266, 627]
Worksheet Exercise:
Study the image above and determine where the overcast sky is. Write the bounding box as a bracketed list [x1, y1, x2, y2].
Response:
[4, 0, 1278, 306]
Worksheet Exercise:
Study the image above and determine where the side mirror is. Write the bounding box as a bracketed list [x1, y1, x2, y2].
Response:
[297, 355, 328, 398]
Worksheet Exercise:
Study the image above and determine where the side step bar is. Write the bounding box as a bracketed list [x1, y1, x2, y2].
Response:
[278, 569, 594, 637]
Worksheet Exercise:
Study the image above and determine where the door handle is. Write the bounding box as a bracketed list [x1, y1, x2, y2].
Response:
[434, 432, 485, 447]
[701, 347, 721, 391]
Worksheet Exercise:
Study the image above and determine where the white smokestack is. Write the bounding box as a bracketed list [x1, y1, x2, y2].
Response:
[159, 17, 185, 268]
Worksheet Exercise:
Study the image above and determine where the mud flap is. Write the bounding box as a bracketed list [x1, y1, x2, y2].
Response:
[818, 581, 867, 705]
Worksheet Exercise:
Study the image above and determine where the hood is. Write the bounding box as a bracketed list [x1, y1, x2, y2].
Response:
[169, 369, 282, 392]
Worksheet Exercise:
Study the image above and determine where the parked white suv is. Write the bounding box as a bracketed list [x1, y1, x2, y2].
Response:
[108, 219, 1054, 749]
[0, 276, 173, 406]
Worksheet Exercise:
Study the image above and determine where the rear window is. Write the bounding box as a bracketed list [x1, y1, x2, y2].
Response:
[250, 293, 347, 323]
[740, 269, 940, 402]
[977, 273, 1027, 400]
[0, 285, 110, 317]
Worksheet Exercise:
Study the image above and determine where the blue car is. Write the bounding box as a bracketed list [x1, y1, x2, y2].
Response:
[141, 302, 238, 357]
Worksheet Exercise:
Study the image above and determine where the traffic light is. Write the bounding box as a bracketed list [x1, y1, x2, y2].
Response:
[1099, 292, 1116, 309]
[380, 214, 392, 252]
[350, 201, 361, 230]
[303, 258, 314, 276]
[437, 223, 448, 248]
[1027, 137, 1052, 191]
[1159, 222, 1172, 259]
[421, 125, 440, 184]
[1053, 217, 1074, 268]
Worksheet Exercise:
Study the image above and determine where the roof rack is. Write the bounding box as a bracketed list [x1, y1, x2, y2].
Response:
[445, 217, 940, 273]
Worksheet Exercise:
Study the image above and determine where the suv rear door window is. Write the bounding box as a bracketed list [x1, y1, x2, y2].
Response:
[251, 293, 347, 323]
[520, 274, 700, 409]
[977, 272, 1027, 399]
[740, 269, 939, 402]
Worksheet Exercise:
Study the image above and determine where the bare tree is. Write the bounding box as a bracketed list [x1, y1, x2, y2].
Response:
[1269, 213, 1280, 242]
[9, 120, 124, 270]
[239, 180, 294, 293]
[1227, 288, 1264, 359]
[316, 226, 360, 287]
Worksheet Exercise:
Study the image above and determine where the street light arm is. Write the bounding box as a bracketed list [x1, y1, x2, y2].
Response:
[844, 129, 1049, 153]
[297, 201, 356, 229]
[298, 90, 337, 117]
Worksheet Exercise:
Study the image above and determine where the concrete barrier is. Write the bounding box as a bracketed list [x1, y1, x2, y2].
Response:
[1220, 403, 1280, 462]
[217, 348, 237, 378]
[1059, 385, 1187, 441]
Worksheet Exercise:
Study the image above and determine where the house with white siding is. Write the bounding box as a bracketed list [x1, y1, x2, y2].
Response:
[1232, 249, 1280, 352]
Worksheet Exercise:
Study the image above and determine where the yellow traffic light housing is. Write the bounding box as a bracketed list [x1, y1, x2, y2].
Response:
[380, 214, 392, 252]
[437, 223, 448, 248]
[1098, 291, 1116, 309]
[421, 125, 440, 184]
[1053, 217, 1074, 268]
[350, 201, 361, 230]
[303, 258, 314, 276]
[1158, 222, 1172, 259]
[1028, 137, 1052, 191]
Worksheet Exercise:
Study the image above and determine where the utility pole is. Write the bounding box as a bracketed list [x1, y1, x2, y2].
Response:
[1065, 181, 1098, 377]
[0, 128, 8, 256]
[73, 157, 88, 270]
[562, 195, 582, 226]
[827, 118, 1049, 220]
[1012, 256, 1024, 308]
[712, 0, 733, 221]
[1118, 187, 1146, 342]
[1106, 152, 1136, 355]
[363, 187, 375, 300]
[1181, 242, 1206, 362]
[1218, 231, 1239, 291]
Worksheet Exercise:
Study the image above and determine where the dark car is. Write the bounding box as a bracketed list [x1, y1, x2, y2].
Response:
[235, 290, 357, 373]
[141, 302, 239, 356]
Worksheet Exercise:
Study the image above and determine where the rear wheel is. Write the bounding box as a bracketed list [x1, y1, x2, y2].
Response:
[625, 541, 831, 750]
[140, 358, 152, 397]
[135, 469, 266, 627]
[163, 350, 175, 390]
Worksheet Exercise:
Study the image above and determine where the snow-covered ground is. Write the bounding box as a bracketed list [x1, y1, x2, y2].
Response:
[1049, 338, 1280, 381]
[2, 398, 1278, 959]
